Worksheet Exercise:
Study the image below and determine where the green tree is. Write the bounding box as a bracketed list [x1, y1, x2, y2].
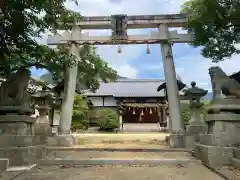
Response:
[181, 0, 240, 62]
[0, 1, 117, 91]
[180, 103, 192, 125]
[71, 94, 90, 131]
[98, 108, 119, 131]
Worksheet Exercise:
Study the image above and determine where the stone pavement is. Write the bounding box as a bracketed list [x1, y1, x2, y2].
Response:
[45, 151, 193, 160]
[1, 164, 225, 180]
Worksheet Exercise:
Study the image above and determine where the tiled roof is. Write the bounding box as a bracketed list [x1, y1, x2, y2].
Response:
[84, 79, 166, 97]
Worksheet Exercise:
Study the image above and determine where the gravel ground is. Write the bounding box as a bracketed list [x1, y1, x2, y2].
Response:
[46, 151, 193, 160]
[73, 133, 169, 147]
[1, 164, 224, 180]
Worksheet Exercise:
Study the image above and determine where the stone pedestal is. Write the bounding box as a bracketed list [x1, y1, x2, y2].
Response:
[186, 108, 208, 134]
[34, 107, 53, 146]
[168, 133, 201, 149]
[0, 115, 34, 135]
[195, 98, 240, 166]
[0, 115, 46, 167]
[183, 116, 208, 149]
[35, 115, 52, 135]
[168, 82, 208, 149]
[168, 133, 185, 148]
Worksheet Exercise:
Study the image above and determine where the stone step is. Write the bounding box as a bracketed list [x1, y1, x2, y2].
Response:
[195, 143, 233, 166]
[0, 145, 46, 167]
[0, 164, 224, 180]
[46, 150, 194, 160]
[0, 135, 49, 148]
[233, 148, 240, 159]
[40, 150, 200, 166]
[0, 158, 9, 174]
[206, 165, 240, 180]
[47, 147, 193, 153]
[230, 158, 240, 169]
[6, 164, 36, 172]
[39, 159, 202, 166]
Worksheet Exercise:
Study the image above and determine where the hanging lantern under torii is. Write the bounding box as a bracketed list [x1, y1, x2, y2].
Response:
[146, 44, 151, 54]
[117, 45, 122, 53]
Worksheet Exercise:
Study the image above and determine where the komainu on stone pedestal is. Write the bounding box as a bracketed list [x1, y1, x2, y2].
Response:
[0, 69, 35, 134]
[195, 66, 240, 167]
[0, 69, 34, 115]
[0, 70, 46, 167]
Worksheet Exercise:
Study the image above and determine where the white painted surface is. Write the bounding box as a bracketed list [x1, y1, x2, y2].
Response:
[7, 164, 36, 172]
[89, 97, 103, 106]
[119, 115, 122, 130]
[90, 96, 117, 107]
[104, 96, 117, 106]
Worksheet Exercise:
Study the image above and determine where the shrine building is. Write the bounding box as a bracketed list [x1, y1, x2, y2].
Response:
[83, 78, 187, 126]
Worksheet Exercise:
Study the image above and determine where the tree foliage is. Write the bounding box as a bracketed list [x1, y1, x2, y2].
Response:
[71, 94, 90, 131]
[0, 0, 117, 91]
[98, 108, 119, 131]
[181, 0, 240, 62]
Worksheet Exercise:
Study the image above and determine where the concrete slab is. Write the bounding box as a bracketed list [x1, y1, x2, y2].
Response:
[0, 164, 225, 180]
[46, 147, 193, 152]
[0, 145, 46, 166]
[234, 148, 240, 159]
[6, 164, 36, 172]
[206, 165, 240, 180]
[45, 150, 194, 160]
[195, 143, 233, 166]
[0, 158, 9, 174]
[39, 159, 201, 166]
[231, 158, 240, 169]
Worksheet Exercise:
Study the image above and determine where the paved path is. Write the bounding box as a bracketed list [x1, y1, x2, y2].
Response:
[46, 151, 193, 160]
[1, 165, 224, 180]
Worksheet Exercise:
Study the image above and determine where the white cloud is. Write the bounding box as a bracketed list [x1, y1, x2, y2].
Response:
[175, 53, 240, 91]
[67, 0, 187, 16]
[112, 64, 138, 78]
[235, 43, 240, 50]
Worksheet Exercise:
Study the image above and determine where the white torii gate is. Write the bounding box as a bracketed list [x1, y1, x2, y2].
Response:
[47, 14, 193, 135]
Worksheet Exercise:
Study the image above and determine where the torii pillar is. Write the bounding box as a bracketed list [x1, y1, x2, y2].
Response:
[159, 24, 184, 135]
[58, 27, 81, 135]
[47, 26, 81, 147]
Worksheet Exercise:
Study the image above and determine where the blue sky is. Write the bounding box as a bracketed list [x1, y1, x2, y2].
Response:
[32, 0, 240, 91]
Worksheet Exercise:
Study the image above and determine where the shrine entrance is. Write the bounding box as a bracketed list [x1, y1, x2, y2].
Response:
[47, 14, 193, 135]
[123, 108, 159, 123]
[121, 103, 167, 126]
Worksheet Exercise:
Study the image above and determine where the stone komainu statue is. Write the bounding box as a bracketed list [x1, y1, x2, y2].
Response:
[0, 69, 34, 115]
[209, 66, 240, 98]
